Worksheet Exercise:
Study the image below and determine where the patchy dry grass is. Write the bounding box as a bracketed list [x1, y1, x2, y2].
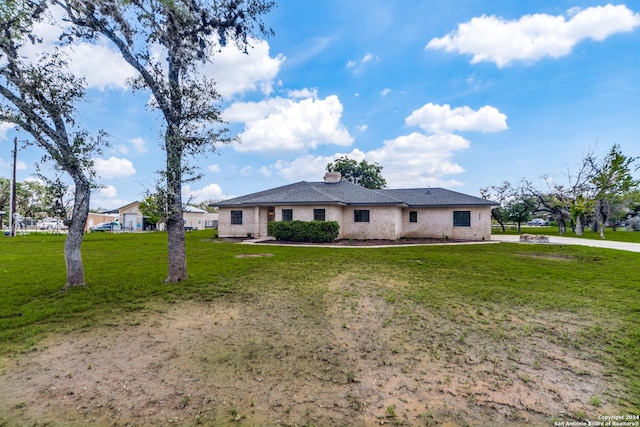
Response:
[1, 231, 639, 425]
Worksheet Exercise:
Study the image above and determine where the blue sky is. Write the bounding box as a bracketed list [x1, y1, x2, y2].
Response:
[1, 1, 640, 209]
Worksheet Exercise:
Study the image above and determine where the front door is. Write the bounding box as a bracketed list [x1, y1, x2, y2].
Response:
[267, 207, 275, 223]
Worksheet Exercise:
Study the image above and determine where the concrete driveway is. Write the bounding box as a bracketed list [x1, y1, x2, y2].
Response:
[491, 234, 640, 253]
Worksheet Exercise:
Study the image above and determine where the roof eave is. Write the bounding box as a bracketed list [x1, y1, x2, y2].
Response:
[216, 201, 349, 207]
[409, 203, 500, 208]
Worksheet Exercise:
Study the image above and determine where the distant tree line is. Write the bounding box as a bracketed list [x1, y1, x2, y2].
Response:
[0, 177, 74, 228]
[481, 144, 639, 239]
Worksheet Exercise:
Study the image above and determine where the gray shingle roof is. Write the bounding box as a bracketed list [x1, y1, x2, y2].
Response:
[214, 181, 498, 208]
[379, 188, 499, 207]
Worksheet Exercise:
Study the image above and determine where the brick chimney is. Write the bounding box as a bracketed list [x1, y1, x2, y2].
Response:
[324, 172, 342, 183]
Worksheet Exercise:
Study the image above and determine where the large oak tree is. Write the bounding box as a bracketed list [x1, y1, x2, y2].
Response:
[588, 144, 638, 239]
[55, 0, 275, 282]
[0, 0, 106, 289]
[326, 156, 387, 189]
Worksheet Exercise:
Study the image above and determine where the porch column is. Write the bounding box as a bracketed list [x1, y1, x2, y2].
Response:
[254, 206, 260, 238]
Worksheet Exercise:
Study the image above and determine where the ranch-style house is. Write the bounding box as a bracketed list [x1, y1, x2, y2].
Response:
[214, 172, 499, 241]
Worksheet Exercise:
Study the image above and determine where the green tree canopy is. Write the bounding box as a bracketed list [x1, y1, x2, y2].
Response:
[326, 156, 387, 189]
[138, 194, 165, 227]
[589, 144, 639, 238]
[57, 0, 275, 282]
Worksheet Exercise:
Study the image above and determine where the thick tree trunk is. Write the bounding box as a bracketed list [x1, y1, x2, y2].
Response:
[166, 213, 187, 282]
[595, 201, 607, 239]
[164, 128, 187, 283]
[64, 177, 90, 289]
[575, 216, 583, 236]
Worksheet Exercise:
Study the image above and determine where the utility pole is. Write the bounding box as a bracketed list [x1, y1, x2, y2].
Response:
[9, 137, 17, 237]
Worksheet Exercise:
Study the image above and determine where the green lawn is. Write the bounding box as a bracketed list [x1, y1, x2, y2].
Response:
[1, 230, 639, 409]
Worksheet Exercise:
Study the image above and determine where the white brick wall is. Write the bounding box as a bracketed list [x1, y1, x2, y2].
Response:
[218, 208, 256, 237]
[401, 207, 493, 240]
[218, 205, 494, 240]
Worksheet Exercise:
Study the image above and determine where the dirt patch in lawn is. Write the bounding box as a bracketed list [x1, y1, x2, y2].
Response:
[514, 252, 577, 261]
[234, 253, 274, 258]
[0, 274, 624, 426]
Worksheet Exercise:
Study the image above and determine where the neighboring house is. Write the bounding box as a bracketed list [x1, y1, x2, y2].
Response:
[182, 206, 218, 230]
[118, 201, 145, 231]
[116, 201, 216, 231]
[85, 212, 119, 232]
[214, 172, 499, 241]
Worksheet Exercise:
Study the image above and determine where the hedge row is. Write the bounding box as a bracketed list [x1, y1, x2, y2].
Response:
[267, 220, 339, 243]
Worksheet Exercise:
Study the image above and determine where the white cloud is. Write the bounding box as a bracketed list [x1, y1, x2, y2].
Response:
[366, 133, 468, 188]
[259, 166, 272, 177]
[0, 158, 27, 172]
[128, 137, 147, 154]
[406, 103, 508, 133]
[114, 137, 148, 155]
[94, 157, 136, 179]
[270, 133, 469, 189]
[203, 37, 285, 98]
[268, 102, 508, 188]
[273, 150, 372, 182]
[224, 95, 353, 152]
[98, 185, 118, 198]
[114, 145, 130, 155]
[207, 164, 220, 173]
[184, 183, 225, 203]
[28, 9, 281, 94]
[91, 197, 130, 210]
[0, 123, 15, 140]
[288, 88, 318, 99]
[64, 41, 135, 90]
[347, 52, 380, 74]
[380, 88, 392, 97]
[427, 4, 640, 67]
[27, 12, 135, 90]
[273, 154, 344, 182]
[357, 124, 368, 132]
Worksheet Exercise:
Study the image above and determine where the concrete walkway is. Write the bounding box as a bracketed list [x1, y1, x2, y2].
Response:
[491, 234, 640, 253]
[243, 235, 640, 253]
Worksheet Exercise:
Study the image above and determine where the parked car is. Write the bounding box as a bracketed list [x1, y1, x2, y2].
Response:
[527, 218, 549, 226]
[37, 218, 68, 230]
[90, 221, 120, 232]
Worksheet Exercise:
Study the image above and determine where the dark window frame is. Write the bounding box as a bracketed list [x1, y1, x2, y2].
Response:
[409, 211, 418, 223]
[230, 210, 243, 225]
[354, 209, 370, 223]
[313, 208, 326, 221]
[453, 210, 471, 227]
[282, 209, 293, 221]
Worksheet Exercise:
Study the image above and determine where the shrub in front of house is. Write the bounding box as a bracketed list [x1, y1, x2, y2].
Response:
[268, 220, 339, 243]
[627, 217, 640, 231]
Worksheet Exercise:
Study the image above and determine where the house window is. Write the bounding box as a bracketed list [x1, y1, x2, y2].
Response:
[453, 211, 471, 227]
[354, 210, 370, 223]
[409, 211, 418, 223]
[314, 209, 326, 221]
[282, 209, 293, 221]
[231, 210, 243, 225]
